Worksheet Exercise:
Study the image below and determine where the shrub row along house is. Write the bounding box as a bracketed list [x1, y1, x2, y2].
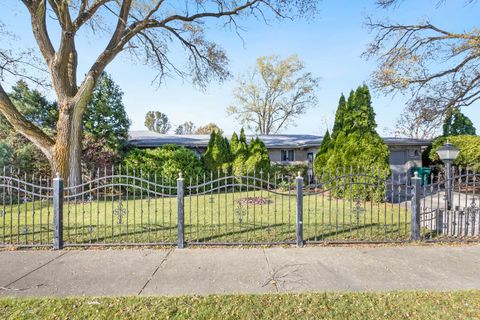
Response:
[128, 130, 431, 179]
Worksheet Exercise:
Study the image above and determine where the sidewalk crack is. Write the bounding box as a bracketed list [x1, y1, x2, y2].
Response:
[262, 248, 279, 292]
[137, 249, 173, 296]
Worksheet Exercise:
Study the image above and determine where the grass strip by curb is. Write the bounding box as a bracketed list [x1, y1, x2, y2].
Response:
[1, 291, 479, 320]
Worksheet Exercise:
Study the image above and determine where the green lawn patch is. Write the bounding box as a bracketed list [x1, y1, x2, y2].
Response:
[1, 190, 412, 246]
[0, 291, 479, 319]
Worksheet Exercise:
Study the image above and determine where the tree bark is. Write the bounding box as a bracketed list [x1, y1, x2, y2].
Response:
[67, 75, 95, 187]
[52, 103, 73, 180]
[67, 113, 83, 187]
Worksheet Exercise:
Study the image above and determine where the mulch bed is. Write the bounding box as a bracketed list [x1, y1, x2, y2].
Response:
[237, 197, 272, 206]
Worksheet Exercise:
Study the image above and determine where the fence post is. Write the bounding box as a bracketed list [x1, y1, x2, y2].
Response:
[436, 210, 444, 235]
[177, 172, 185, 248]
[410, 172, 421, 241]
[53, 173, 64, 250]
[296, 172, 304, 247]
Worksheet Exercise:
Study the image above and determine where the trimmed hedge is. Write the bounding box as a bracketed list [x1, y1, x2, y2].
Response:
[122, 144, 204, 181]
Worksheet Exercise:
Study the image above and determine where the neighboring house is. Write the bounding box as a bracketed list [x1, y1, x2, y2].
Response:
[128, 131, 431, 177]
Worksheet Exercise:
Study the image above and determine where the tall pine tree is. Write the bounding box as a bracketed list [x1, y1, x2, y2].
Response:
[230, 129, 249, 176]
[314, 85, 390, 199]
[319, 130, 331, 153]
[203, 131, 232, 174]
[230, 132, 239, 156]
[331, 94, 347, 139]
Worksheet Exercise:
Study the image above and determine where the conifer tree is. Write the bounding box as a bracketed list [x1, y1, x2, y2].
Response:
[203, 132, 217, 173]
[353, 84, 376, 133]
[239, 128, 247, 145]
[314, 85, 390, 200]
[223, 137, 232, 162]
[231, 130, 249, 176]
[245, 137, 270, 175]
[319, 129, 331, 153]
[331, 94, 346, 139]
[442, 108, 476, 136]
[230, 132, 239, 157]
[203, 131, 232, 174]
[312, 129, 331, 176]
[342, 90, 356, 135]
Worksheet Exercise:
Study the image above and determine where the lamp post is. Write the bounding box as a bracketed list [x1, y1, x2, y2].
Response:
[436, 142, 460, 210]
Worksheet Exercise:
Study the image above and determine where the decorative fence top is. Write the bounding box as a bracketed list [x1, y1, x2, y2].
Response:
[1, 164, 479, 249]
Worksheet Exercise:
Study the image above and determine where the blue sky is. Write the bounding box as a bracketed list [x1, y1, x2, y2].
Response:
[1, 0, 479, 135]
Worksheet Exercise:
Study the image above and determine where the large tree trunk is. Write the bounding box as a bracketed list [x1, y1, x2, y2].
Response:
[52, 104, 73, 181]
[67, 105, 85, 188]
[66, 76, 95, 187]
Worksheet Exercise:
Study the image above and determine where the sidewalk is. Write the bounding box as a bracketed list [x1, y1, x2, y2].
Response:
[1, 245, 479, 297]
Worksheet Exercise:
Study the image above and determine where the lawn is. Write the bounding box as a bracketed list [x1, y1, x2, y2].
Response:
[0, 291, 479, 319]
[0, 188, 412, 246]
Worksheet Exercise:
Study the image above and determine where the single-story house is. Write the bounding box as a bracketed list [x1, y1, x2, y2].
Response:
[128, 131, 431, 177]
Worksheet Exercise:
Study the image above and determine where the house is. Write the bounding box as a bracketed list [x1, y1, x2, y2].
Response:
[128, 131, 431, 177]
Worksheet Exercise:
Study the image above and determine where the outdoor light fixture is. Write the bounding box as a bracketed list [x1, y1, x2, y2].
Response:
[436, 141, 460, 211]
[436, 142, 460, 163]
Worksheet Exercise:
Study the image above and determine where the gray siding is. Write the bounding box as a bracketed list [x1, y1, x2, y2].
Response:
[128, 131, 430, 175]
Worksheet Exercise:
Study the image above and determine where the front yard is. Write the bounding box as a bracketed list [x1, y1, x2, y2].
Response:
[1, 190, 411, 246]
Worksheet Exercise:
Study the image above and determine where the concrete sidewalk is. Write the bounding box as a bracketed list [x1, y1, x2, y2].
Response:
[0, 245, 479, 297]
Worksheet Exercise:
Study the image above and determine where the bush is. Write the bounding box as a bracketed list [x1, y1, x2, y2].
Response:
[314, 85, 391, 201]
[123, 145, 204, 182]
[317, 132, 390, 200]
[82, 134, 123, 175]
[0, 133, 51, 176]
[245, 137, 270, 175]
[270, 163, 308, 179]
[429, 135, 480, 167]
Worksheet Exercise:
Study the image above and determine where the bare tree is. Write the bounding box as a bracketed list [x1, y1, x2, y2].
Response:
[144, 111, 170, 134]
[365, 0, 480, 121]
[393, 105, 443, 139]
[228, 55, 319, 134]
[175, 121, 195, 135]
[0, 1, 319, 184]
[195, 123, 223, 135]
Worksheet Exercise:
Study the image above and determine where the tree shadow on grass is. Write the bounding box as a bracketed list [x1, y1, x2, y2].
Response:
[184, 222, 292, 243]
[304, 223, 412, 242]
[63, 223, 179, 244]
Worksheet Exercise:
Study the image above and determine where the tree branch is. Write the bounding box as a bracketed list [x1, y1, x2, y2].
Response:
[366, 16, 480, 114]
[22, 0, 55, 67]
[0, 83, 54, 159]
[74, 0, 112, 30]
[158, 0, 260, 25]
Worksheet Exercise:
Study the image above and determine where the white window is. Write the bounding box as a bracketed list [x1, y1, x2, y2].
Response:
[281, 150, 295, 162]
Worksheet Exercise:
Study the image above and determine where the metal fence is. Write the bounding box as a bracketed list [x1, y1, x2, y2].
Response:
[0, 165, 478, 248]
[0, 168, 53, 247]
[419, 166, 480, 240]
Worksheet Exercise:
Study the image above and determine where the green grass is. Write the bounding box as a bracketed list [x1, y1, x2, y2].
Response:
[0, 291, 479, 319]
[0, 190, 412, 246]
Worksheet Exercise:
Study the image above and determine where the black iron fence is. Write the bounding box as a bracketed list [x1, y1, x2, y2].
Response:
[0, 165, 478, 248]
